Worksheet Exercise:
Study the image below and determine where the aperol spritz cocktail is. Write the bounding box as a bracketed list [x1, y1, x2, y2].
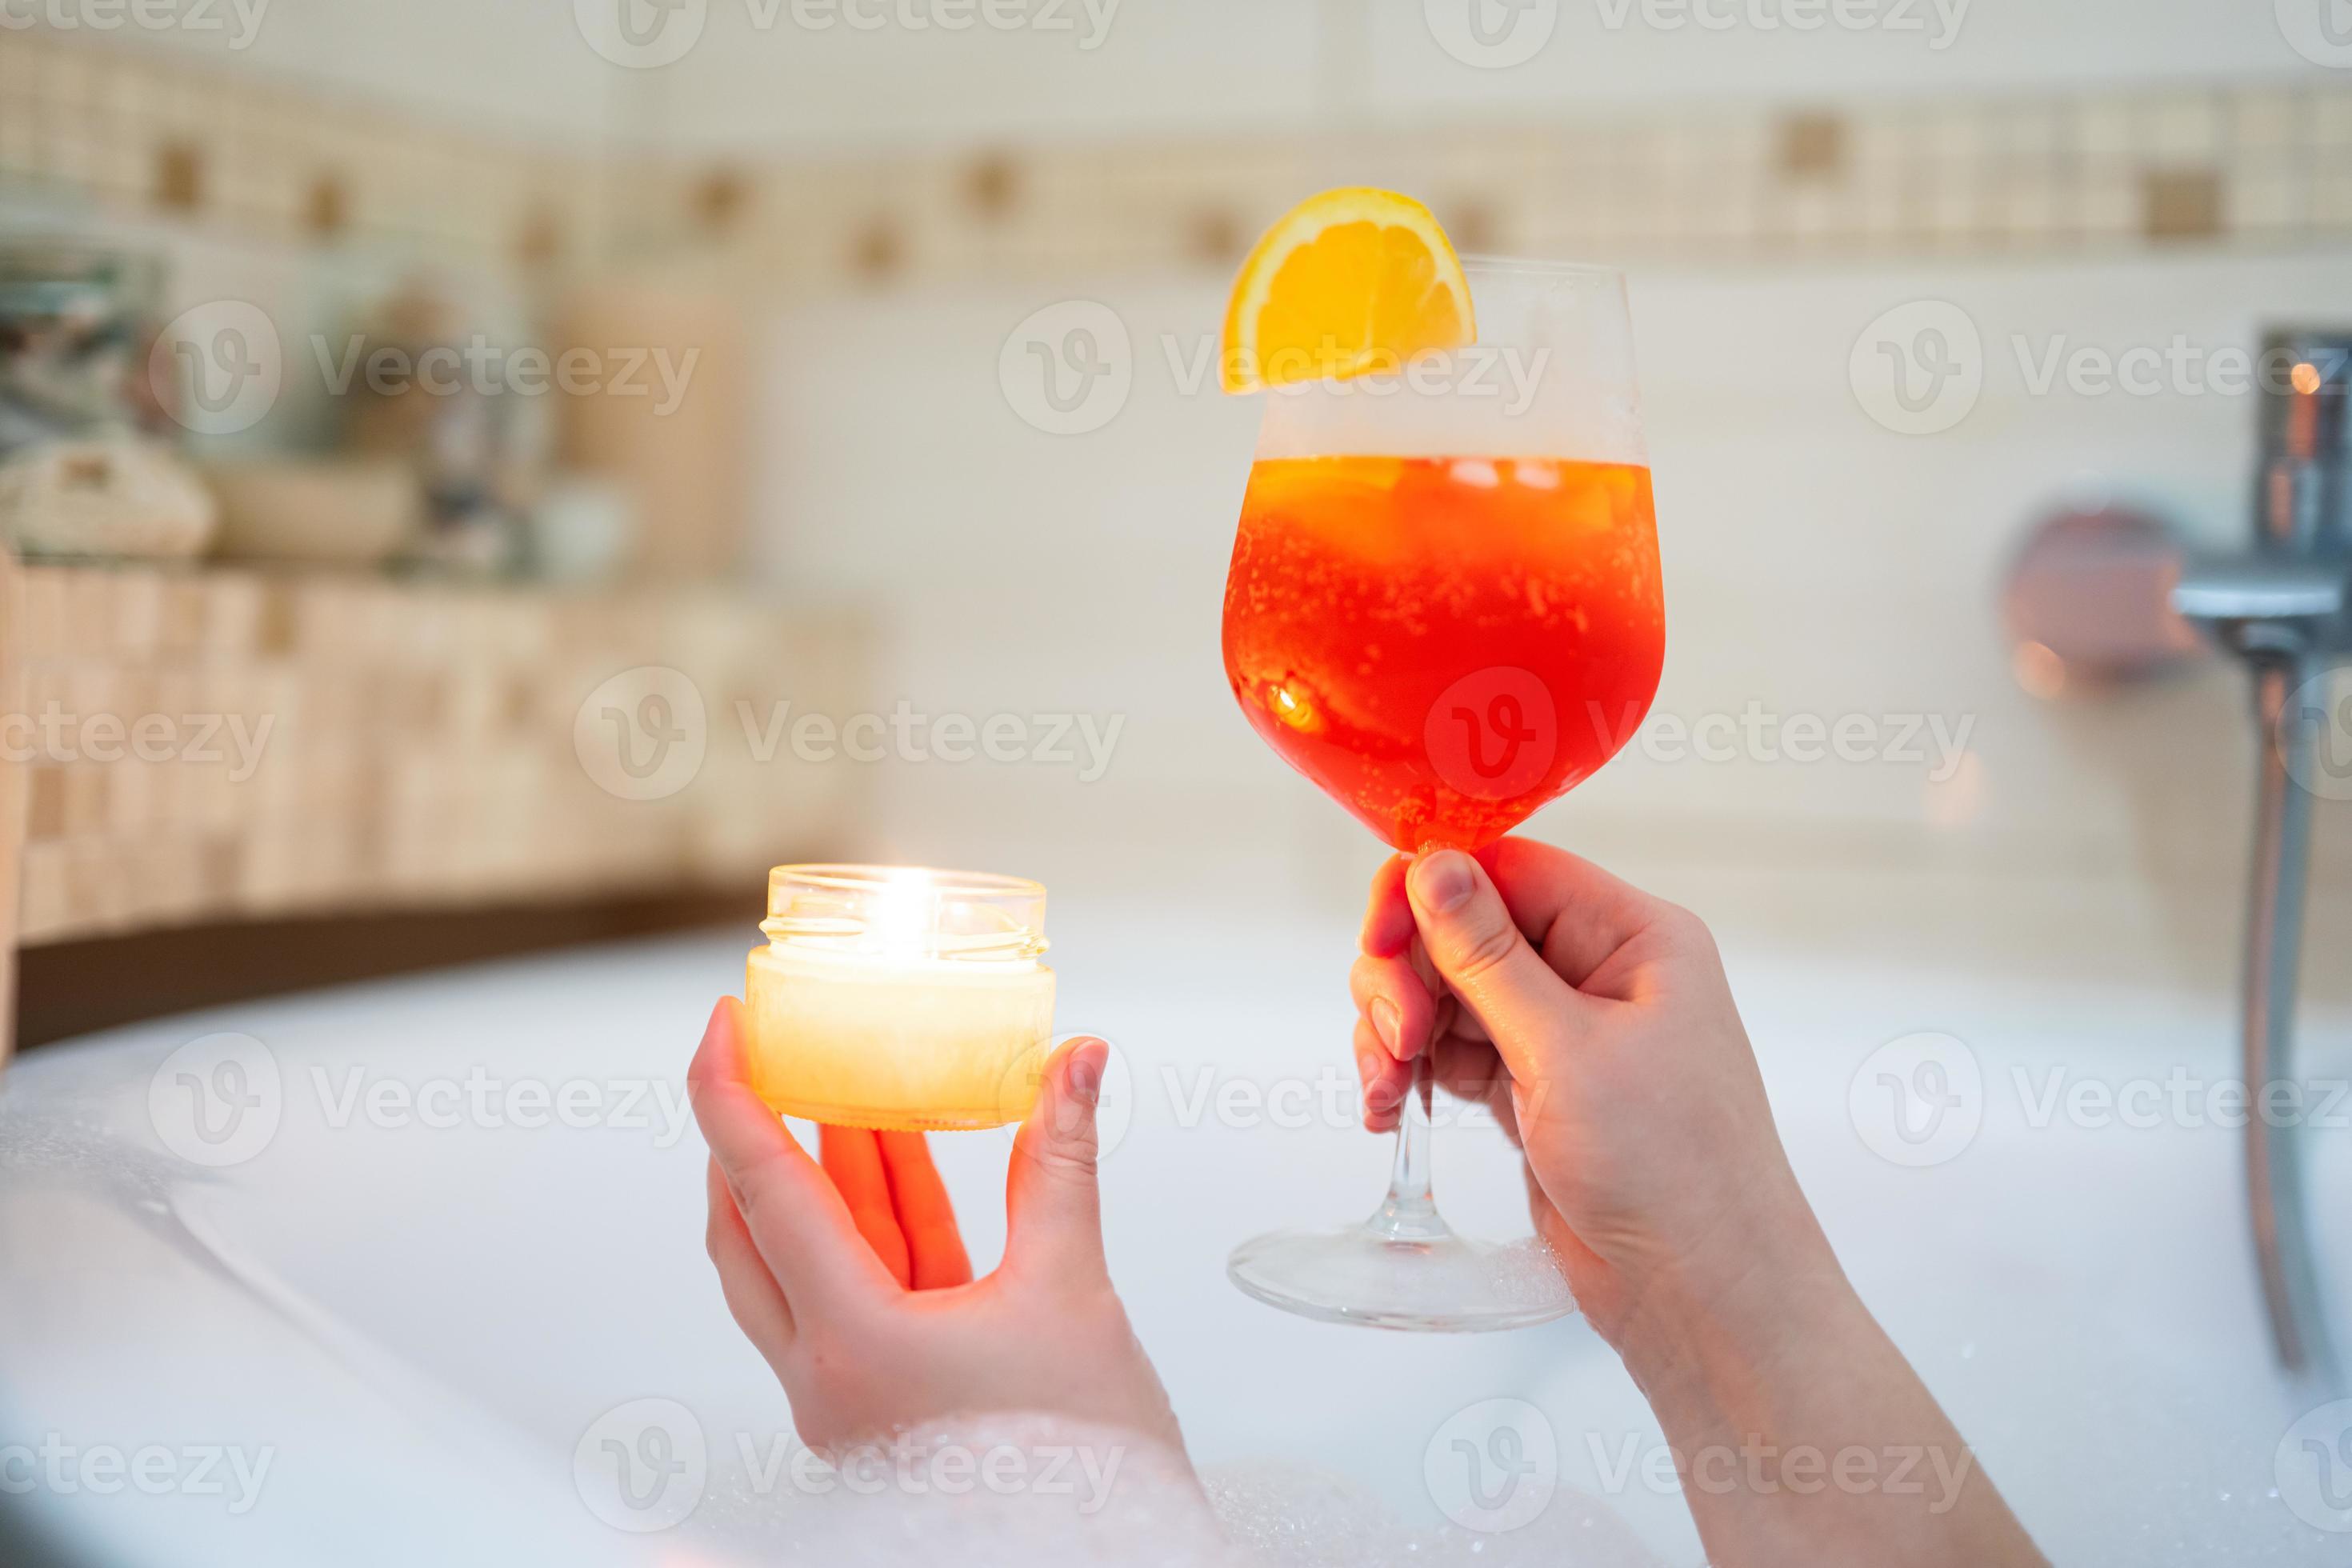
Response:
[1225, 454, 1661, 853]
[1221, 254, 1662, 1331]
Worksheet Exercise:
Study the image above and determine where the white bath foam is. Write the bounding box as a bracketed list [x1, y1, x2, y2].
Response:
[682, 1412, 1230, 1566]
[671, 1410, 1659, 1567]
[1204, 1460, 1665, 1567]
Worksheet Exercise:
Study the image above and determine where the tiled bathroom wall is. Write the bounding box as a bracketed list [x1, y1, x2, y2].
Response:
[5, 28, 2351, 289]
[0, 31, 604, 271]
[6, 26, 2352, 997]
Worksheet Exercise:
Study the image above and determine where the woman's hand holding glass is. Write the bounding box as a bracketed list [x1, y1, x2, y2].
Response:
[1347, 838, 1825, 1343]
[1346, 839, 2046, 1567]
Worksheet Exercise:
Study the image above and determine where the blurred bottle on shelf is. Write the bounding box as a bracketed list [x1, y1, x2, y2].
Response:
[550, 284, 747, 580]
[340, 278, 538, 577]
[0, 243, 216, 559]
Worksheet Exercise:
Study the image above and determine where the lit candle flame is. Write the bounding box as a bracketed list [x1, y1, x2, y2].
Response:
[872, 866, 935, 958]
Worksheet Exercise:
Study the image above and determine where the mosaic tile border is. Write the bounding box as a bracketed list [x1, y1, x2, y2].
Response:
[2, 29, 2350, 290]
[0, 31, 606, 271]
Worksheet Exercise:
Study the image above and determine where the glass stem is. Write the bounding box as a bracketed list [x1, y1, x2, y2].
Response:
[1367, 1052, 1450, 1244]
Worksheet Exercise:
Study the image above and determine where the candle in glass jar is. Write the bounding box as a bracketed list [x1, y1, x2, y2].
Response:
[743, 865, 1055, 1130]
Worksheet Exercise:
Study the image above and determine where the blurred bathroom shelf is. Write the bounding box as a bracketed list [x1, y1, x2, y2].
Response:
[0, 554, 874, 1060]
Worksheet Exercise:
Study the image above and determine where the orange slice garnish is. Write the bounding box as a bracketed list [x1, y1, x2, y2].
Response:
[1221, 187, 1474, 394]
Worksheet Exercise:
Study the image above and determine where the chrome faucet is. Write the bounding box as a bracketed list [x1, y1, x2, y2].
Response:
[2170, 329, 2350, 1381]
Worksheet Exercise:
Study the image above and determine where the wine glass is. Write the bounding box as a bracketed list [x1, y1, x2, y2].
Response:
[1219, 258, 1662, 1330]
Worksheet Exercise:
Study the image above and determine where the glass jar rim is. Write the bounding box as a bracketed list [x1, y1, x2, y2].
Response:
[768, 863, 1045, 899]
[762, 863, 1048, 962]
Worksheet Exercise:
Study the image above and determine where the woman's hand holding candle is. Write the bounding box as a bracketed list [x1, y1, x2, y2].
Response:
[815, 1125, 973, 1291]
[689, 998, 1187, 1461]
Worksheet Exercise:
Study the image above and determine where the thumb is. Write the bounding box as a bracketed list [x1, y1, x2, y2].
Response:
[1005, 1036, 1110, 1283]
[1406, 850, 1584, 1079]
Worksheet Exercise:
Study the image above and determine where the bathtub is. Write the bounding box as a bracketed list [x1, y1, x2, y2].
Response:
[2, 882, 2346, 1566]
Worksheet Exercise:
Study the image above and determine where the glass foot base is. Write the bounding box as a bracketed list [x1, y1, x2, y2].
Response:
[1227, 1218, 1578, 1333]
